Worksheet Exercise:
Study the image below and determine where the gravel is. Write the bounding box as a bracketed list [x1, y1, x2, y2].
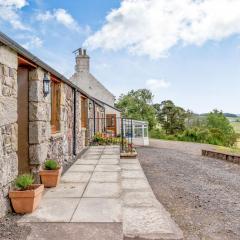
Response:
[137, 139, 240, 240]
[0, 214, 30, 240]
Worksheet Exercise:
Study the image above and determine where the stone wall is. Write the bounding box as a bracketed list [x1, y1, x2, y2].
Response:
[47, 84, 85, 166]
[0, 45, 18, 217]
[28, 68, 51, 179]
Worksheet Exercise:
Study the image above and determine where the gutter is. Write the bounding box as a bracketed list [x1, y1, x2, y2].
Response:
[0, 31, 120, 113]
[0, 31, 90, 99]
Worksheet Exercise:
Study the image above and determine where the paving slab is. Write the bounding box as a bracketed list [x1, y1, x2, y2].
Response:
[101, 154, 120, 159]
[121, 163, 142, 170]
[61, 172, 92, 183]
[95, 164, 121, 172]
[86, 152, 102, 156]
[19, 198, 79, 223]
[121, 170, 146, 179]
[103, 151, 120, 155]
[68, 164, 95, 172]
[44, 183, 87, 198]
[75, 159, 98, 165]
[91, 171, 120, 182]
[122, 179, 150, 191]
[98, 159, 119, 165]
[120, 159, 139, 164]
[123, 207, 183, 240]
[83, 155, 100, 160]
[23, 223, 123, 240]
[122, 191, 158, 208]
[83, 182, 121, 198]
[71, 198, 122, 222]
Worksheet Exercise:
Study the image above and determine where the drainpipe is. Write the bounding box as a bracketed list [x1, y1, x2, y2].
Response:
[73, 89, 76, 155]
[93, 101, 96, 135]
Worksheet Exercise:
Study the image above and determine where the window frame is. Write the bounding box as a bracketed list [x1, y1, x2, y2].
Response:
[81, 96, 87, 129]
[51, 77, 61, 134]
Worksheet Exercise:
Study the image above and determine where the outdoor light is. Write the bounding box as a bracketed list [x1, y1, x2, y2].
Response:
[43, 73, 50, 96]
[89, 101, 93, 110]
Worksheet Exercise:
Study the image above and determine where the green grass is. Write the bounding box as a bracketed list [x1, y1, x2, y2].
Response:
[216, 146, 240, 155]
[231, 122, 240, 133]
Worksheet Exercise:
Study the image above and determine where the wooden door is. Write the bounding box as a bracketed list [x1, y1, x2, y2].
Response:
[17, 67, 29, 173]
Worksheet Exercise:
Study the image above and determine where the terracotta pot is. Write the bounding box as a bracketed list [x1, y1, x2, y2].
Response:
[39, 167, 62, 188]
[9, 184, 44, 214]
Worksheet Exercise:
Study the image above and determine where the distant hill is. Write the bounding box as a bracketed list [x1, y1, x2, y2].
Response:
[223, 113, 238, 118]
[199, 113, 239, 118]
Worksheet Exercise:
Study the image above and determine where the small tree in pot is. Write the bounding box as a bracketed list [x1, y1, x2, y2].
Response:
[39, 159, 62, 188]
[9, 174, 44, 214]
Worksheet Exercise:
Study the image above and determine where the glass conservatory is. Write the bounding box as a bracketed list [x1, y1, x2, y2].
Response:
[123, 119, 149, 146]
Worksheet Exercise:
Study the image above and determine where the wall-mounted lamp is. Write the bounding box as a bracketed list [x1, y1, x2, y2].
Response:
[89, 101, 93, 110]
[43, 73, 50, 96]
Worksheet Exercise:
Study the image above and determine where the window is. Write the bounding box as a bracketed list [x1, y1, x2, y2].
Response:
[51, 80, 61, 133]
[81, 97, 87, 128]
[106, 115, 115, 127]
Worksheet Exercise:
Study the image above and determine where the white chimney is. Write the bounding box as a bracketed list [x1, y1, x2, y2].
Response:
[75, 48, 89, 73]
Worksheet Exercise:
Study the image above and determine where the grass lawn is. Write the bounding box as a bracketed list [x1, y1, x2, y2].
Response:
[216, 146, 240, 155]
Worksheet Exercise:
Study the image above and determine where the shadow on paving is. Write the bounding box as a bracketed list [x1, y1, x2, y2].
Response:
[19, 223, 123, 240]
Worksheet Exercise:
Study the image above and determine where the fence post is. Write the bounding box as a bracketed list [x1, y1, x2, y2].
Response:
[131, 118, 133, 153]
[121, 118, 124, 152]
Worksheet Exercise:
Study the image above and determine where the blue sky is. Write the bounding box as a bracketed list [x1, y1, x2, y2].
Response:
[1, 0, 240, 113]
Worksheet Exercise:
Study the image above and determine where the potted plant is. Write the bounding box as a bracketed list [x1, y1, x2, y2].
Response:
[39, 159, 62, 187]
[9, 174, 44, 214]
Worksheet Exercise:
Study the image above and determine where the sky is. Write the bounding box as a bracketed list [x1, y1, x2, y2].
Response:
[0, 0, 240, 114]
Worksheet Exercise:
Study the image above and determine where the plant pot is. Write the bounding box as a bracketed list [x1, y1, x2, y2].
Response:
[9, 184, 44, 214]
[39, 167, 62, 188]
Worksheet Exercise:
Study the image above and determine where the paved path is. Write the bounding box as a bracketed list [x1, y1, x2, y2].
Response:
[19, 145, 183, 240]
[138, 139, 240, 240]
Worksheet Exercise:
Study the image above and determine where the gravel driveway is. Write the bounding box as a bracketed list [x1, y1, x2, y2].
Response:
[137, 139, 240, 240]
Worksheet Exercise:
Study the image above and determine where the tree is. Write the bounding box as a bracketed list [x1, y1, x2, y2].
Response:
[115, 89, 157, 129]
[206, 109, 237, 146]
[154, 100, 187, 135]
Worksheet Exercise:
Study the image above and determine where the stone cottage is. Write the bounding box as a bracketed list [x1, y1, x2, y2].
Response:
[70, 49, 121, 136]
[0, 32, 121, 217]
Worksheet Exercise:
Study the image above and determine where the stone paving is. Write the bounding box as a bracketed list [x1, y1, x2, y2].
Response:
[19, 145, 183, 239]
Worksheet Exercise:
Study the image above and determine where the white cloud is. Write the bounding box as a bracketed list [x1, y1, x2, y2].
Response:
[0, 0, 29, 30]
[36, 9, 80, 31]
[21, 36, 43, 49]
[85, 0, 240, 58]
[0, 0, 27, 8]
[146, 79, 170, 92]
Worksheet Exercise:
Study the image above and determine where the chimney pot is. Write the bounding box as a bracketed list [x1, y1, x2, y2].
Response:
[83, 49, 87, 56]
[79, 48, 82, 55]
